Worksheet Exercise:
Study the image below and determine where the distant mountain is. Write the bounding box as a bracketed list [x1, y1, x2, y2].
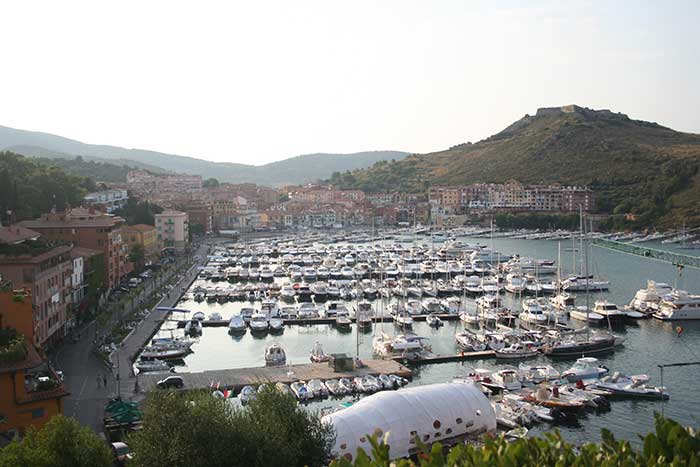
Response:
[329, 105, 700, 228]
[0, 125, 409, 185]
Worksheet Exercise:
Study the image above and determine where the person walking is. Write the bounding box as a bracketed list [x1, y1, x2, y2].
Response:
[103, 374, 108, 388]
[96, 375, 101, 389]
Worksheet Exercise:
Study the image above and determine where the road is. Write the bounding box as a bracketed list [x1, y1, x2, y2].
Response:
[53, 243, 209, 432]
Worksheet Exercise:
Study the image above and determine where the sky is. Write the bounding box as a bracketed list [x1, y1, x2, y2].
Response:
[1, 0, 698, 165]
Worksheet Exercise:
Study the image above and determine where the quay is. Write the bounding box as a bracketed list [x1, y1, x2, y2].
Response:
[392, 350, 495, 365]
[594, 238, 700, 269]
[138, 359, 412, 392]
[174, 314, 462, 328]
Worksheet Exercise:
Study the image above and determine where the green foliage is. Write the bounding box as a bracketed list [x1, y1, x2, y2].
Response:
[189, 223, 205, 241]
[0, 332, 26, 365]
[330, 414, 700, 467]
[128, 243, 145, 270]
[0, 151, 93, 223]
[113, 198, 163, 225]
[0, 415, 113, 467]
[203, 177, 220, 187]
[128, 386, 335, 467]
[32, 156, 133, 184]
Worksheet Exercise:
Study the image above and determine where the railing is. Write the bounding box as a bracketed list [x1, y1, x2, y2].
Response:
[593, 239, 700, 269]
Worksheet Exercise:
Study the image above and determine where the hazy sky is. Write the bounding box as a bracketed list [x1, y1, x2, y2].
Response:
[1, 1, 698, 165]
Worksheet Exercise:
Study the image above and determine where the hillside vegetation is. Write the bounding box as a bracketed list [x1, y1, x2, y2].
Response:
[330, 105, 700, 229]
[0, 125, 409, 185]
[0, 151, 94, 223]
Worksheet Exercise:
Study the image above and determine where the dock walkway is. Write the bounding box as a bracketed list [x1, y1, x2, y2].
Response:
[139, 359, 412, 392]
[594, 239, 700, 269]
[174, 314, 461, 328]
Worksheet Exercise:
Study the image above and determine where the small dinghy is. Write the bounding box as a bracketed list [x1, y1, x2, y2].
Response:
[308, 379, 329, 398]
[264, 343, 286, 366]
[426, 313, 443, 328]
[310, 341, 330, 363]
[325, 379, 344, 396]
[291, 381, 313, 401]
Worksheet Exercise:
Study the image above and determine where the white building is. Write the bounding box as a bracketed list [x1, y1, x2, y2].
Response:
[83, 189, 129, 213]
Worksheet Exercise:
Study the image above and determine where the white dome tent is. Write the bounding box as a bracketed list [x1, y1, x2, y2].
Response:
[322, 382, 496, 462]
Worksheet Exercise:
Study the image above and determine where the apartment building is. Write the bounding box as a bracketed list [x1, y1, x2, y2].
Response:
[83, 189, 128, 213]
[18, 208, 130, 291]
[155, 210, 189, 252]
[121, 224, 159, 258]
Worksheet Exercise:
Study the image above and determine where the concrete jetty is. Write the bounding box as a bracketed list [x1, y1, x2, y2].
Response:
[138, 358, 412, 392]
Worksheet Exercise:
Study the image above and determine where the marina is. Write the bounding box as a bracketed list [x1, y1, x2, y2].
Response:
[134, 227, 700, 444]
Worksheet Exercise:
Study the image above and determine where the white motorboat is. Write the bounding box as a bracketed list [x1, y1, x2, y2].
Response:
[562, 357, 609, 382]
[228, 315, 247, 334]
[373, 332, 429, 357]
[141, 346, 189, 360]
[505, 273, 526, 294]
[269, 317, 285, 333]
[298, 302, 319, 319]
[592, 300, 627, 325]
[209, 312, 224, 322]
[460, 310, 480, 325]
[240, 307, 255, 323]
[455, 331, 486, 352]
[238, 385, 257, 405]
[394, 312, 413, 328]
[569, 306, 605, 324]
[653, 289, 700, 320]
[441, 297, 461, 314]
[561, 275, 610, 292]
[308, 379, 329, 398]
[549, 292, 575, 310]
[264, 343, 286, 366]
[135, 359, 171, 372]
[494, 343, 539, 359]
[517, 364, 560, 384]
[310, 341, 330, 363]
[406, 299, 422, 316]
[325, 301, 346, 317]
[426, 313, 443, 327]
[335, 312, 352, 331]
[249, 313, 269, 333]
[491, 369, 522, 391]
[592, 372, 669, 400]
[261, 299, 280, 318]
[280, 283, 296, 302]
[519, 299, 549, 326]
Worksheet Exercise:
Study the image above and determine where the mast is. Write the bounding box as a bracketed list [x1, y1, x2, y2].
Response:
[582, 206, 590, 341]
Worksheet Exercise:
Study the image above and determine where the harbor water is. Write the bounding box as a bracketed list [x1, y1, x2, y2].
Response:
[150, 235, 700, 444]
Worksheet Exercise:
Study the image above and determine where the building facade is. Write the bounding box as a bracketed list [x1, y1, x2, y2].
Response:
[83, 189, 129, 213]
[121, 224, 159, 259]
[17, 208, 130, 291]
[155, 210, 189, 252]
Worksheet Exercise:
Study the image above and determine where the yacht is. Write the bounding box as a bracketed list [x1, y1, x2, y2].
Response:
[264, 344, 286, 366]
[628, 280, 673, 314]
[592, 300, 626, 325]
[184, 318, 203, 335]
[298, 302, 319, 319]
[228, 315, 247, 334]
[519, 299, 549, 326]
[549, 292, 575, 310]
[455, 331, 486, 351]
[653, 290, 700, 320]
[372, 332, 429, 357]
[261, 299, 279, 318]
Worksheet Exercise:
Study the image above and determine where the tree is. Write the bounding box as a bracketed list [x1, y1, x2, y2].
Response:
[128, 243, 145, 271]
[0, 415, 112, 467]
[128, 386, 334, 467]
[203, 178, 220, 188]
[189, 223, 205, 241]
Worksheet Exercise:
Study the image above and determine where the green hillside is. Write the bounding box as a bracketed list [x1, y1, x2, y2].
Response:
[330, 105, 700, 229]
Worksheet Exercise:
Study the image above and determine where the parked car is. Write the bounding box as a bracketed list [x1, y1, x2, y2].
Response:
[156, 375, 184, 389]
[111, 441, 133, 465]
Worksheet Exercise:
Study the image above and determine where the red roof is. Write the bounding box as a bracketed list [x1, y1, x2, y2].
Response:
[0, 226, 41, 245]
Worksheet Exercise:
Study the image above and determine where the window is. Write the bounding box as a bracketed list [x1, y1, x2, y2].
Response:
[0, 414, 6, 424]
[31, 408, 45, 419]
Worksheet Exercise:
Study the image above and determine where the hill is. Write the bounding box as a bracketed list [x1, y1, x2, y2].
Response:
[329, 105, 700, 229]
[0, 125, 409, 185]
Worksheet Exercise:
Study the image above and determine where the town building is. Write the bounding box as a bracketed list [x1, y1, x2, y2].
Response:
[17, 208, 130, 291]
[0, 284, 68, 441]
[83, 189, 128, 213]
[126, 170, 202, 198]
[121, 224, 159, 259]
[155, 210, 189, 252]
[0, 228, 74, 348]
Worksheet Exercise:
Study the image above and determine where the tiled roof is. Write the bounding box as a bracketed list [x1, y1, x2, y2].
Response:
[0, 226, 42, 244]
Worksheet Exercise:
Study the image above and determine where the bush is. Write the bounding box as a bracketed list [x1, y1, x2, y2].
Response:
[0, 415, 112, 467]
[128, 386, 335, 467]
[330, 414, 700, 466]
[0, 332, 26, 365]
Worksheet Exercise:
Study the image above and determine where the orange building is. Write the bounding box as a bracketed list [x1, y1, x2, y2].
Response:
[0, 286, 68, 440]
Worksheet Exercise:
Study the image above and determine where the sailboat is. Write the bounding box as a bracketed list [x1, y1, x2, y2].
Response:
[543, 210, 619, 357]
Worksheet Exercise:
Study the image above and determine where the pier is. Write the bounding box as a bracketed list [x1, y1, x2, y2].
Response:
[138, 359, 412, 392]
[593, 239, 700, 269]
[391, 350, 495, 365]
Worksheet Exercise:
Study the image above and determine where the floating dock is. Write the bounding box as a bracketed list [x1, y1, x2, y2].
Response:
[391, 350, 495, 365]
[138, 358, 412, 392]
[174, 314, 462, 328]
